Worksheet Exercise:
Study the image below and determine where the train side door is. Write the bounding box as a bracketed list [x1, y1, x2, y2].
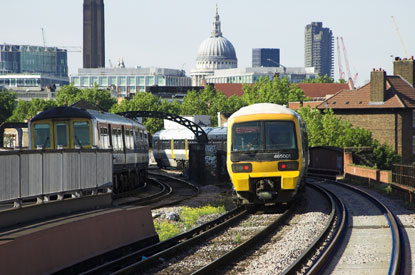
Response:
[53, 121, 69, 149]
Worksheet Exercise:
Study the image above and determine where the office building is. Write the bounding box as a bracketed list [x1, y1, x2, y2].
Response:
[252, 48, 280, 67]
[71, 67, 192, 98]
[204, 66, 316, 84]
[0, 44, 68, 77]
[83, 0, 105, 68]
[304, 22, 333, 78]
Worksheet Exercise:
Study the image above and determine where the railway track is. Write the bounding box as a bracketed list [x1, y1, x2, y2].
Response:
[307, 176, 403, 275]
[65, 183, 336, 274]
[112, 171, 199, 208]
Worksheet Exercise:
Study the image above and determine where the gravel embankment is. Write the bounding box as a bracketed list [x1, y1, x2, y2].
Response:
[151, 185, 331, 274]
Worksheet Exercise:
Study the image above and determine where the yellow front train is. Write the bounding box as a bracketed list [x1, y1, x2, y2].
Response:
[227, 103, 308, 205]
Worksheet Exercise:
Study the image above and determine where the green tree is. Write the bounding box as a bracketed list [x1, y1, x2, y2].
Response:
[56, 84, 81, 106]
[302, 74, 335, 83]
[0, 90, 17, 123]
[7, 99, 57, 122]
[297, 107, 400, 169]
[180, 85, 244, 126]
[241, 76, 306, 105]
[111, 92, 163, 134]
[56, 84, 116, 112]
[296, 107, 372, 147]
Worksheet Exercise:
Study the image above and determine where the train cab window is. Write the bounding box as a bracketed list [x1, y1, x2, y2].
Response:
[33, 123, 51, 148]
[232, 122, 262, 151]
[73, 121, 90, 146]
[264, 121, 297, 150]
[55, 122, 68, 147]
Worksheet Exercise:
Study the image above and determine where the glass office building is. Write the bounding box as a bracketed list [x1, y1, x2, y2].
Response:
[0, 44, 68, 77]
[71, 67, 192, 98]
[252, 48, 280, 68]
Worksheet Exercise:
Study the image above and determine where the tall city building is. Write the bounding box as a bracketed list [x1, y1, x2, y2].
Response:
[304, 22, 333, 77]
[252, 48, 280, 67]
[83, 0, 105, 68]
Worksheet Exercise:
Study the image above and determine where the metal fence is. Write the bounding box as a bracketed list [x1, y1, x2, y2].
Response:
[0, 149, 113, 207]
[392, 164, 415, 188]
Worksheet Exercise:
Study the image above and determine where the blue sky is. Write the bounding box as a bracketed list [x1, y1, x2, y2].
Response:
[2, 0, 414, 86]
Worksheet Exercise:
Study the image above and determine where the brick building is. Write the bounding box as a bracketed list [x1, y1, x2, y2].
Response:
[318, 58, 415, 164]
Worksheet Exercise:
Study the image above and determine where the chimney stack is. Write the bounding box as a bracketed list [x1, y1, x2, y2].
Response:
[370, 68, 386, 103]
[393, 56, 415, 87]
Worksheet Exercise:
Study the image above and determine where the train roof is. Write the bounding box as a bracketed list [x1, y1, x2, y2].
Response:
[30, 106, 145, 129]
[229, 103, 298, 119]
[153, 126, 227, 141]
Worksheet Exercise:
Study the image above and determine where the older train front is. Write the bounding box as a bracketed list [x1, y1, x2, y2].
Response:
[227, 103, 308, 205]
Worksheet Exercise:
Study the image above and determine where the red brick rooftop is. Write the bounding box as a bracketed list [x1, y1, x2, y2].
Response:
[318, 76, 415, 109]
[214, 82, 349, 99]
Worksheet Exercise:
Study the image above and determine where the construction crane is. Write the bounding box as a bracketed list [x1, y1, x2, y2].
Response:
[41, 28, 47, 47]
[336, 37, 345, 80]
[340, 37, 358, 89]
[40, 28, 81, 52]
[391, 16, 409, 58]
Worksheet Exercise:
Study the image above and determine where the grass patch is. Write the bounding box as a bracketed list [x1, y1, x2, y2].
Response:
[154, 204, 226, 241]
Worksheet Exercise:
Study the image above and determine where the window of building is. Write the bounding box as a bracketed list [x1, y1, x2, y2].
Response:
[128, 77, 135, 86]
[100, 77, 108, 86]
[148, 76, 155, 85]
[119, 76, 126, 86]
[109, 76, 117, 85]
[72, 77, 80, 86]
[91, 77, 98, 86]
[129, 86, 136, 94]
[138, 76, 145, 85]
[81, 77, 89, 87]
[139, 86, 145, 92]
[157, 76, 165, 85]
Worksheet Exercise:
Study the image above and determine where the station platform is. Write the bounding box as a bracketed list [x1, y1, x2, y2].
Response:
[0, 194, 159, 274]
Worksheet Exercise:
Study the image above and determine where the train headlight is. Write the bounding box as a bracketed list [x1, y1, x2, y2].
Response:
[278, 161, 299, 171]
[232, 163, 252, 173]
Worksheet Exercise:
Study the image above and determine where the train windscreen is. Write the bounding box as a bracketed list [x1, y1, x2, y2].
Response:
[231, 120, 298, 161]
[73, 121, 90, 146]
[33, 123, 51, 148]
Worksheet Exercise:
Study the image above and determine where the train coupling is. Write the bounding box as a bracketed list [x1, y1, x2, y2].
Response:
[257, 191, 277, 201]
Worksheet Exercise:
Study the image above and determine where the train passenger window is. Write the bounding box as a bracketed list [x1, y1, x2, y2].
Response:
[265, 121, 296, 150]
[232, 122, 262, 151]
[73, 121, 90, 146]
[55, 123, 68, 147]
[33, 123, 51, 148]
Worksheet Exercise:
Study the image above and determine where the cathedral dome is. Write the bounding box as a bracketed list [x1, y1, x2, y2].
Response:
[194, 6, 237, 70]
[197, 36, 236, 61]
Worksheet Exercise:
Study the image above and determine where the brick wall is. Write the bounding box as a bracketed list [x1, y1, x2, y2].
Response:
[334, 109, 414, 163]
[335, 110, 396, 149]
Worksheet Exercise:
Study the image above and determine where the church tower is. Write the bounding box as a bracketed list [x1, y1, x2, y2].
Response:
[83, 0, 105, 68]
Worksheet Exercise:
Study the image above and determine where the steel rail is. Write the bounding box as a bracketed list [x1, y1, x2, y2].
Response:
[309, 176, 403, 275]
[133, 177, 172, 205]
[191, 207, 294, 274]
[281, 182, 347, 274]
[73, 206, 246, 275]
[332, 180, 402, 275]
